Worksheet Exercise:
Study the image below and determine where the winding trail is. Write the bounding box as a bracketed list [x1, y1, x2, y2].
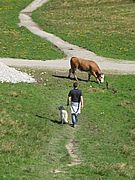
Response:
[1, 0, 135, 169]
[0, 0, 135, 74]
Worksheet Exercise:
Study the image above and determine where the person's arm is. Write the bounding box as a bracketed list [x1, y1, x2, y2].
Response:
[67, 90, 71, 106]
[80, 96, 84, 109]
[67, 96, 71, 106]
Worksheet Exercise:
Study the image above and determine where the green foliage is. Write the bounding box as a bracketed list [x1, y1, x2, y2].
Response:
[0, 69, 135, 179]
[33, 0, 135, 60]
[0, 0, 64, 60]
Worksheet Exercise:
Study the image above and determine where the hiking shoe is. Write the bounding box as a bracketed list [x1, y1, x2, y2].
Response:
[71, 124, 75, 128]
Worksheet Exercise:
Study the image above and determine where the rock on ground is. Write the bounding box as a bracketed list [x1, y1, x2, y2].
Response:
[0, 62, 36, 83]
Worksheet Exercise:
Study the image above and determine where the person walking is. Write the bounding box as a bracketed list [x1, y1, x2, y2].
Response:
[67, 82, 83, 128]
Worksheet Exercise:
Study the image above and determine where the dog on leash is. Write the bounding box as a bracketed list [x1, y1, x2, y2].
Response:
[58, 106, 68, 124]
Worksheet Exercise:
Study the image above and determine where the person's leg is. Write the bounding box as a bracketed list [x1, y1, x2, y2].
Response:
[72, 113, 77, 127]
[76, 114, 78, 124]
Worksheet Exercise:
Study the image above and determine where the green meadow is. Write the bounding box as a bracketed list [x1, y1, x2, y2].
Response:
[0, 0, 64, 60]
[0, 70, 135, 179]
[33, 0, 135, 61]
[1, 0, 135, 61]
[1, 0, 135, 179]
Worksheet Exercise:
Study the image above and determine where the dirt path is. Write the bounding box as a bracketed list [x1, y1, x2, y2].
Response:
[66, 139, 81, 167]
[0, 0, 135, 74]
[52, 137, 82, 174]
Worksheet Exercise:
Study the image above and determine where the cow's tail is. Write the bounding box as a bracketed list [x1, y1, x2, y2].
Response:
[68, 57, 74, 78]
[70, 57, 76, 69]
[70, 56, 75, 65]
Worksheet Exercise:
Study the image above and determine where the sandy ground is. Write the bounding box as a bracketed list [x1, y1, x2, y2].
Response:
[0, 0, 135, 75]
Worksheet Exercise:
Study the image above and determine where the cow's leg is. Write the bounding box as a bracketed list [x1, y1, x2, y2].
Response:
[92, 71, 100, 84]
[96, 78, 100, 84]
[68, 68, 78, 80]
[88, 72, 91, 81]
[68, 68, 72, 78]
[73, 70, 78, 81]
[73, 73, 78, 81]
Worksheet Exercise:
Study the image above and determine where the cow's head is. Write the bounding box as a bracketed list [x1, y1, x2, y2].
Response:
[98, 73, 104, 83]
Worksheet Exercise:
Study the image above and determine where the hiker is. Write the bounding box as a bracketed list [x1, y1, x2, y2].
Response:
[67, 82, 83, 127]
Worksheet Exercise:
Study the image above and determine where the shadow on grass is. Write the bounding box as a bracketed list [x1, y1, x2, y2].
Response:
[35, 114, 73, 126]
[52, 74, 97, 83]
[52, 74, 75, 80]
[35, 114, 61, 124]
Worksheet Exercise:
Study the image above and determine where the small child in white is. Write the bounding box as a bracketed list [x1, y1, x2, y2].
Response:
[58, 106, 68, 124]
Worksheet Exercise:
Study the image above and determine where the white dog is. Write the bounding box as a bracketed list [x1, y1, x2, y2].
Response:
[58, 106, 68, 124]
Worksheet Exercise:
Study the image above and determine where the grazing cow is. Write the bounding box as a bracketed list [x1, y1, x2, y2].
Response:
[68, 57, 104, 83]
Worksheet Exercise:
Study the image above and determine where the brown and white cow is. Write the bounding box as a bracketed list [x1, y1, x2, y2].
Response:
[68, 57, 104, 83]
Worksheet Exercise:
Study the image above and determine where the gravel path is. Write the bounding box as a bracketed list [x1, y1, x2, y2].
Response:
[0, 0, 135, 84]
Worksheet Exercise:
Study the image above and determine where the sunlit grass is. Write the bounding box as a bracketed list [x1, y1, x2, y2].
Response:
[33, 0, 135, 60]
[0, 69, 135, 179]
[0, 0, 64, 60]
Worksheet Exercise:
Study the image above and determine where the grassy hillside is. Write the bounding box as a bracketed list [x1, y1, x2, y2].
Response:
[33, 0, 135, 61]
[0, 69, 135, 179]
[0, 0, 64, 60]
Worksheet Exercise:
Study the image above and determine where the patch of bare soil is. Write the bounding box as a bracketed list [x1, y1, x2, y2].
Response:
[66, 139, 81, 166]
